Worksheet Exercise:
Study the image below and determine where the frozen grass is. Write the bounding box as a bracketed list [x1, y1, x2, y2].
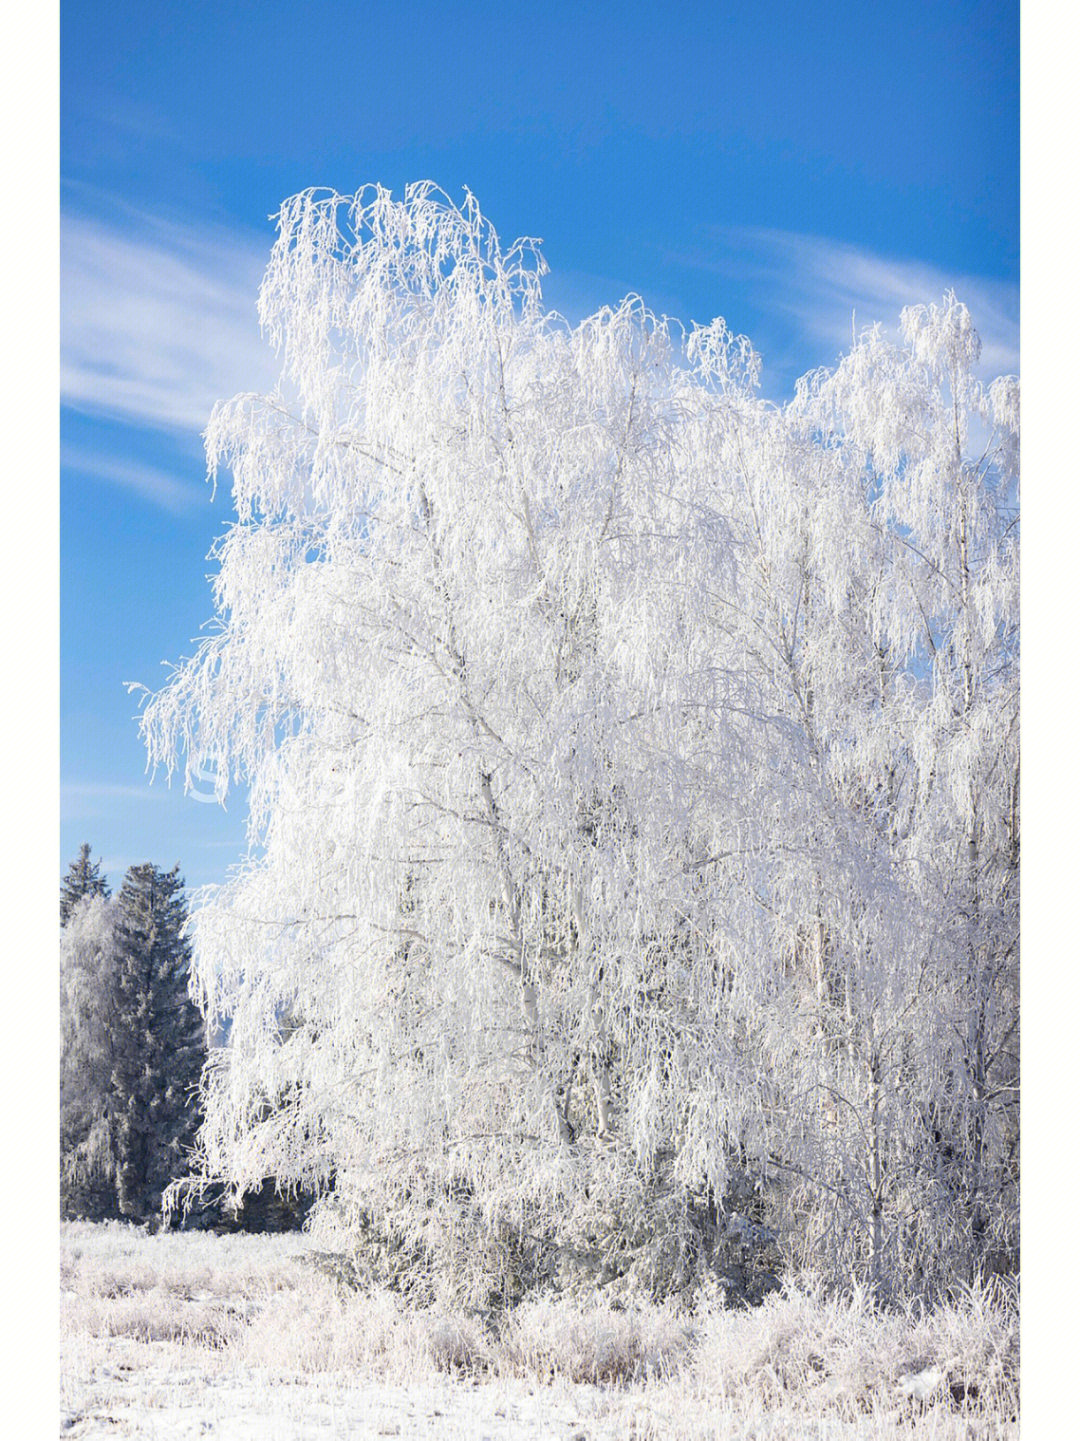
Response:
[60, 1222, 1018, 1438]
[496, 1295, 693, 1384]
[688, 1278, 1018, 1428]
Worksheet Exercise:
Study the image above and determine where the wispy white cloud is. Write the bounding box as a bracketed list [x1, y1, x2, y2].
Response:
[671, 227, 1019, 383]
[61, 443, 205, 515]
[61, 206, 277, 437]
[61, 782, 168, 822]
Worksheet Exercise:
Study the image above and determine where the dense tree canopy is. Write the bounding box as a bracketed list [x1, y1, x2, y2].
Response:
[143, 185, 1018, 1302]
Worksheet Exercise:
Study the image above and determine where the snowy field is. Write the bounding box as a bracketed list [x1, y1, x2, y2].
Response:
[60, 1223, 1018, 1439]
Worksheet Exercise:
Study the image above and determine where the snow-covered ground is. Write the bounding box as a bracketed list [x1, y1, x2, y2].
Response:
[60, 1223, 1017, 1439]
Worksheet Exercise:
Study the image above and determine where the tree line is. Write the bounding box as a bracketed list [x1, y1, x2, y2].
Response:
[60, 846, 204, 1223]
[60, 845, 308, 1231]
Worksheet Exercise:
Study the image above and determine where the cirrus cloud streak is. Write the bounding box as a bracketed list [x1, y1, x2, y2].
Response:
[670, 226, 1019, 385]
[61, 206, 277, 438]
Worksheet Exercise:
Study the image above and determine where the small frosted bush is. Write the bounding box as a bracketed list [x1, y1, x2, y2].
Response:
[230, 1272, 491, 1380]
[691, 1277, 1018, 1422]
[498, 1295, 692, 1384]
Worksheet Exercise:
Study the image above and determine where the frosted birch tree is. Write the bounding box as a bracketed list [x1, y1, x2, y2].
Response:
[142, 186, 1017, 1301]
[61, 893, 121, 1219]
[727, 298, 1020, 1292]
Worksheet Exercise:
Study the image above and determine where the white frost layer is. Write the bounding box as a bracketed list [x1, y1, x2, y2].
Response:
[60, 1223, 1017, 1439]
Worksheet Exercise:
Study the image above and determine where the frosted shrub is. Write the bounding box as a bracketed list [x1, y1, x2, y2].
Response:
[907, 1278, 1019, 1417]
[499, 1295, 692, 1384]
[690, 1278, 1018, 1423]
[142, 185, 1018, 1303]
[230, 1273, 491, 1380]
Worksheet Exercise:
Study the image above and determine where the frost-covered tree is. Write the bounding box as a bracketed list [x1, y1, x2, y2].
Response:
[718, 298, 1020, 1292]
[60, 893, 121, 1219]
[111, 864, 206, 1221]
[61, 842, 109, 925]
[142, 186, 1017, 1300]
[60, 858, 210, 1224]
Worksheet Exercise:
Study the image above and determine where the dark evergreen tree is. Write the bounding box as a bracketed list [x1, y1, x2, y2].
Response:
[60, 842, 109, 925]
[111, 864, 206, 1222]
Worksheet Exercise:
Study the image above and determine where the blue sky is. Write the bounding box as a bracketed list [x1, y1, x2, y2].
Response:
[60, 0, 1019, 893]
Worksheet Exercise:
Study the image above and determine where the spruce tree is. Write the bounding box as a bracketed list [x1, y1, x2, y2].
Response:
[60, 843, 109, 925]
[111, 864, 206, 1222]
